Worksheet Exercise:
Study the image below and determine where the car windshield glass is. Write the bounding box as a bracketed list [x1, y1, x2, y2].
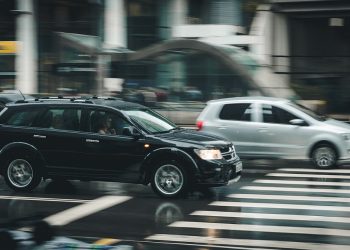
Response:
[289, 102, 326, 121]
[124, 108, 176, 134]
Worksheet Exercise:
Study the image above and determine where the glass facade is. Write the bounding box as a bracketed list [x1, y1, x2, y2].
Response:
[3, 0, 260, 102]
[289, 16, 350, 112]
[37, 0, 102, 94]
[0, 0, 16, 89]
[127, 0, 159, 50]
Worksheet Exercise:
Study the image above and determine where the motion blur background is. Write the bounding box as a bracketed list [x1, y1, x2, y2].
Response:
[1, 0, 350, 123]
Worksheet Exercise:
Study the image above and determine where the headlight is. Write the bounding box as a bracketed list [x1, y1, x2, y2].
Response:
[194, 149, 223, 160]
[342, 133, 350, 141]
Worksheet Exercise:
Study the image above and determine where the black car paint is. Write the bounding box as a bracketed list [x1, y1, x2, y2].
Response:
[0, 100, 241, 188]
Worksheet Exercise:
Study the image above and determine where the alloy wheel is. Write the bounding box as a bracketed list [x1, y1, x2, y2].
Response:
[154, 164, 184, 196]
[313, 146, 336, 168]
[7, 159, 34, 188]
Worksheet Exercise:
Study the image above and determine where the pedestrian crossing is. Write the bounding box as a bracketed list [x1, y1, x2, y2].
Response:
[145, 165, 350, 249]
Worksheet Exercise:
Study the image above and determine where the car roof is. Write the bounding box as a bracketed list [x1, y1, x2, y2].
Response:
[5, 97, 146, 110]
[207, 96, 289, 104]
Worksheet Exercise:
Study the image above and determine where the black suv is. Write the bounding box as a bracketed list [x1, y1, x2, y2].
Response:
[0, 97, 242, 198]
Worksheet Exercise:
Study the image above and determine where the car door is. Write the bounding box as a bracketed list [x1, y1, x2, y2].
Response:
[32, 106, 86, 176]
[256, 103, 310, 158]
[213, 102, 264, 157]
[0, 106, 45, 150]
[82, 108, 146, 183]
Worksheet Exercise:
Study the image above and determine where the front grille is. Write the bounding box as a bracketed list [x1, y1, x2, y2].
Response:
[221, 146, 236, 162]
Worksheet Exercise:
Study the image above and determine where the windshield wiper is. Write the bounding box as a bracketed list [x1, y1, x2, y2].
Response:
[152, 127, 182, 134]
[167, 126, 184, 133]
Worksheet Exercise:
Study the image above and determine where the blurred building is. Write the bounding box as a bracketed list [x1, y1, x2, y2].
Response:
[0, 0, 16, 89]
[268, 0, 350, 112]
[2, 0, 269, 99]
[2, 0, 350, 112]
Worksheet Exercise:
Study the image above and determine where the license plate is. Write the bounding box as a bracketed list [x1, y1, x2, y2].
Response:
[235, 162, 243, 173]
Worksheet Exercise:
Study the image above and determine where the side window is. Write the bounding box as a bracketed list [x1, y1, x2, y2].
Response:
[262, 104, 299, 124]
[219, 103, 253, 121]
[37, 108, 82, 131]
[4, 109, 42, 127]
[88, 110, 131, 136]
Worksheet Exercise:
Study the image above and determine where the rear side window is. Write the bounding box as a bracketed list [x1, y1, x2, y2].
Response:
[37, 108, 82, 131]
[219, 103, 253, 121]
[4, 109, 42, 127]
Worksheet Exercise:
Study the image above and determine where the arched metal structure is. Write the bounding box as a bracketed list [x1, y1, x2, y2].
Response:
[57, 33, 294, 98]
[110, 39, 269, 96]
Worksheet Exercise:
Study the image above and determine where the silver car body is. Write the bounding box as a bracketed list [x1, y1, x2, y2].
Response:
[197, 97, 350, 164]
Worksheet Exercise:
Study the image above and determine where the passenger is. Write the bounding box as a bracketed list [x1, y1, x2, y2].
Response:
[98, 116, 116, 135]
[51, 114, 63, 129]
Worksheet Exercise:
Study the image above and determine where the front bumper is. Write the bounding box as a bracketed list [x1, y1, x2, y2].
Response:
[195, 158, 242, 186]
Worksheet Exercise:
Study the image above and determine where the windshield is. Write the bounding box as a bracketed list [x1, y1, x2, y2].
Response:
[289, 102, 327, 121]
[124, 108, 177, 134]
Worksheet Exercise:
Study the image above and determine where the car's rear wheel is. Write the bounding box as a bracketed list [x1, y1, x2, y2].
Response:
[4, 156, 42, 191]
[151, 161, 188, 198]
[311, 144, 337, 169]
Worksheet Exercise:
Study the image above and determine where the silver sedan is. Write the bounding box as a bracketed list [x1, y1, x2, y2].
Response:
[197, 96, 350, 169]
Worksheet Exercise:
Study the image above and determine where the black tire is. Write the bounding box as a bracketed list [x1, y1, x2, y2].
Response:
[151, 161, 188, 198]
[311, 144, 337, 169]
[4, 155, 42, 192]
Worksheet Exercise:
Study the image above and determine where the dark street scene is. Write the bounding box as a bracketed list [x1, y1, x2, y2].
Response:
[1, 0, 350, 249]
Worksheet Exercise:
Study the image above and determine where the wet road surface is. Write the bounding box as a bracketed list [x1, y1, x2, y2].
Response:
[1, 160, 350, 249]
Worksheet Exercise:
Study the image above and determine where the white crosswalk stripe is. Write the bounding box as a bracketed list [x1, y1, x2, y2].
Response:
[145, 166, 350, 248]
[170, 221, 350, 237]
[210, 201, 350, 212]
[254, 179, 350, 187]
[278, 168, 350, 174]
[146, 234, 350, 250]
[267, 172, 350, 179]
[228, 193, 350, 203]
[241, 186, 350, 195]
[192, 210, 350, 224]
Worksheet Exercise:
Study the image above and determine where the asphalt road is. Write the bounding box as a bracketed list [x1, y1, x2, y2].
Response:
[1, 160, 350, 250]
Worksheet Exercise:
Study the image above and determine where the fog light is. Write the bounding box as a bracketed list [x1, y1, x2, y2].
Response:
[215, 168, 221, 172]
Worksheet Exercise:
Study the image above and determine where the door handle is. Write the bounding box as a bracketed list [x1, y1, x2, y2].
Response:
[33, 134, 46, 139]
[258, 127, 268, 133]
[218, 126, 228, 130]
[86, 139, 99, 143]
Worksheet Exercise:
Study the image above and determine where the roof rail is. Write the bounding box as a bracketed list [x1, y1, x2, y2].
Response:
[72, 99, 94, 104]
[86, 96, 118, 101]
[14, 100, 28, 104]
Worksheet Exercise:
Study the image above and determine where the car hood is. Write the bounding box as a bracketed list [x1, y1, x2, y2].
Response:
[323, 119, 350, 132]
[154, 129, 231, 148]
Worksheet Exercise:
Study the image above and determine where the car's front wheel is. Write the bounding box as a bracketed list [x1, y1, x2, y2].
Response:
[311, 144, 337, 169]
[151, 161, 188, 198]
[4, 156, 42, 191]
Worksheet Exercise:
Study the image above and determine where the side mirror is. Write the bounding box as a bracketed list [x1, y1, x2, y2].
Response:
[289, 119, 307, 126]
[122, 126, 142, 139]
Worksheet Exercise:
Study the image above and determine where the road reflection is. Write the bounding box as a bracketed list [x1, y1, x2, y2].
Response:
[154, 202, 183, 226]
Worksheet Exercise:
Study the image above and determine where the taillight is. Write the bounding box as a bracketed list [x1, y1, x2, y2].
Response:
[196, 120, 204, 130]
